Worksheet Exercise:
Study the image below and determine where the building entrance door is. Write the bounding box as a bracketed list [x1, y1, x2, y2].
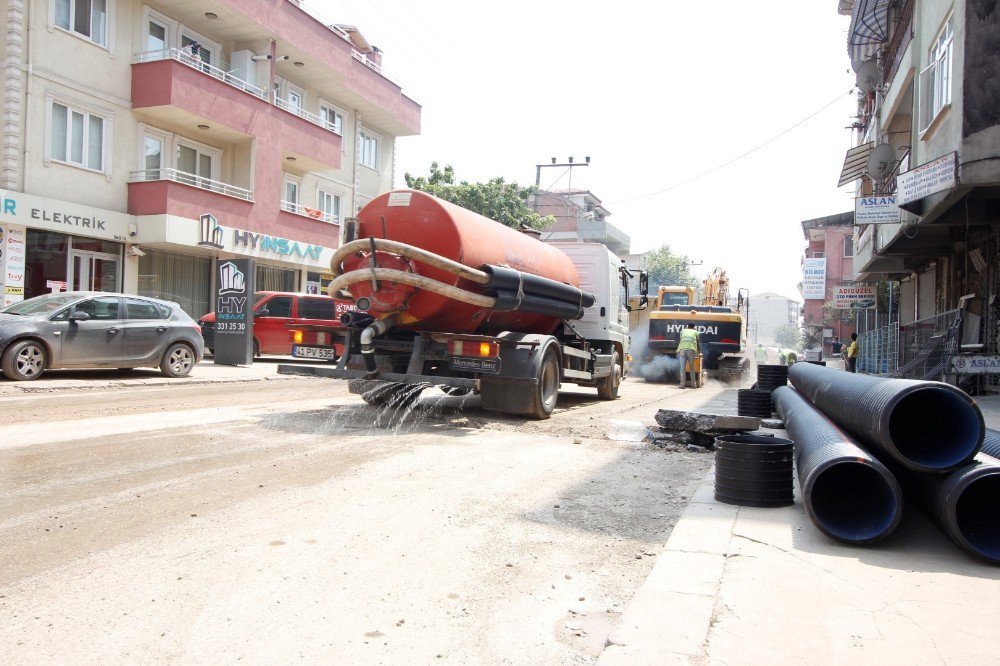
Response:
[69, 251, 120, 292]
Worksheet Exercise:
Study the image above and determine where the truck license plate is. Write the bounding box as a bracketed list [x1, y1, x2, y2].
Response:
[292, 345, 336, 360]
[449, 356, 501, 374]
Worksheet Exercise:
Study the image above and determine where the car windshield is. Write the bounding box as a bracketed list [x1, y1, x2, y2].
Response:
[1, 293, 82, 315]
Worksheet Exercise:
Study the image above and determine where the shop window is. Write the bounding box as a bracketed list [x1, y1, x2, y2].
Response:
[24, 230, 69, 301]
[49, 100, 106, 172]
[137, 248, 211, 319]
[55, 0, 109, 47]
[256, 265, 296, 292]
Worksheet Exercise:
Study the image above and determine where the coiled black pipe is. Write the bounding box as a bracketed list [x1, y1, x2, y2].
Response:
[481, 265, 596, 309]
[773, 386, 903, 544]
[983, 428, 1000, 460]
[756, 364, 788, 393]
[788, 362, 984, 473]
[889, 454, 1000, 565]
[714, 435, 794, 507]
[737, 389, 772, 417]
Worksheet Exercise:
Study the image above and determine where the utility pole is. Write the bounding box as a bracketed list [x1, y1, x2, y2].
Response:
[533, 156, 590, 211]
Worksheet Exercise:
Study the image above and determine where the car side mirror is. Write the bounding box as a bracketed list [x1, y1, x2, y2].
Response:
[69, 311, 91, 322]
[639, 271, 649, 296]
[256, 309, 270, 318]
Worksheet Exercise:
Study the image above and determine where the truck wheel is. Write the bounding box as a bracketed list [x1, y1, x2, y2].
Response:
[528, 348, 560, 419]
[597, 352, 621, 400]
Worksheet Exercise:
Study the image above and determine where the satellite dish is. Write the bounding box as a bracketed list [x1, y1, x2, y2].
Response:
[866, 143, 897, 179]
[855, 60, 881, 93]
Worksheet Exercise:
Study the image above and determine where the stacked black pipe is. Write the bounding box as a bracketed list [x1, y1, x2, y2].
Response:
[756, 364, 789, 393]
[773, 386, 902, 543]
[737, 389, 773, 417]
[786, 362, 1000, 565]
[714, 435, 794, 507]
[481, 265, 596, 320]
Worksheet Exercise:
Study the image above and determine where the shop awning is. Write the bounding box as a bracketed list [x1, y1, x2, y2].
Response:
[838, 141, 874, 187]
[838, 0, 855, 16]
[848, 0, 890, 68]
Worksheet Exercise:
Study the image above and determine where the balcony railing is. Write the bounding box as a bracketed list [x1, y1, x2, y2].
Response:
[133, 48, 269, 100]
[280, 200, 339, 224]
[882, 0, 914, 84]
[273, 97, 342, 135]
[874, 148, 910, 195]
[130, 168, 254, 201]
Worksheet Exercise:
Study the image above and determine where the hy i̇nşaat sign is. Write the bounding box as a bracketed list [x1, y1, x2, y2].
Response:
[897, 152, 957, 205]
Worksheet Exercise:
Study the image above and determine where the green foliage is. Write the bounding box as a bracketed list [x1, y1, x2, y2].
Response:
[775, 322, 803, 350]
[643, 245, 700, 290]
[404, 162, 553, 230]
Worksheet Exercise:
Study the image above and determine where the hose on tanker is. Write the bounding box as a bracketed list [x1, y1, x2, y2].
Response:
[772, 386, 903, 544]
[787, 362, 984, 473]
[330, 238, 490, 285]
[327, 269, 498, 308]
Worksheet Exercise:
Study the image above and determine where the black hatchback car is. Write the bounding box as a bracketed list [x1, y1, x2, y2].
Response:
[0, 292, 204, 381]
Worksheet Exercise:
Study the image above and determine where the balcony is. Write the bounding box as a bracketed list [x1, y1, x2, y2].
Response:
[134, 48, 269, 100]
[273, 96, 342, 136]
[131, 169, 253, 201]
[578, 218, 631, 255]
[280, 200, 338, 224]
[882, 0, 914, 84]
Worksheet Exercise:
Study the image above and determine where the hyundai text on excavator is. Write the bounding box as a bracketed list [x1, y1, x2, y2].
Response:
[644, 268, 750, 381]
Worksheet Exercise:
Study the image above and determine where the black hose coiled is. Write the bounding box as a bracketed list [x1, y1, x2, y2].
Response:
[773, 386, 903, 544]
[788, 362, 983, 472]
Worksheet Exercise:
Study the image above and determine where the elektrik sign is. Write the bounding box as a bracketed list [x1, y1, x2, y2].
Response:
[212, 258, 255, 365]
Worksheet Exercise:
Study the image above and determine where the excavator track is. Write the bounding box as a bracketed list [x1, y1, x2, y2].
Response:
[711, 355, 749, 382]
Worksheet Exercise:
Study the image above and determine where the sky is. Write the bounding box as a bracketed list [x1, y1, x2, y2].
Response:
[311, 0, 858, 300]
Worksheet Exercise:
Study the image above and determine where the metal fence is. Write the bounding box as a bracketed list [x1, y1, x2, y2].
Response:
[889, 309, 963, 380]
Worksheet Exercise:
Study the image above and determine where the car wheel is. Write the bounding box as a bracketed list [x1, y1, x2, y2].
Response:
[1, 340, 48, 381]
[160, 343, 195, 378]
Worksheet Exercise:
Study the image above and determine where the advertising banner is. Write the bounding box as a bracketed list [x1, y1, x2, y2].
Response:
[212, 258, 255, 365]
[951, 355, 1000, 375]
[855, 195, 901, 225]
[802, 258, 826, 300]
[833, 285, 876, 309]
[897, 152, 957, 206]
[2, 224, 26, 308]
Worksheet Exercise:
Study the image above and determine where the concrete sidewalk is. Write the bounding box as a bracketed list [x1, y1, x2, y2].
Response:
[0, 356, 314, 395]
[600, 395, 1000, 665]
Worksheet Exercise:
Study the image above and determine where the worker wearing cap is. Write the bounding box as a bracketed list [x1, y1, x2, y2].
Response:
[754, 343, 767, 364]
[677, 324, 700, 388]
[779, 349, 798, 366]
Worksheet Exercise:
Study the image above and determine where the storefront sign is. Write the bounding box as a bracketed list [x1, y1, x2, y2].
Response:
[897, 152, 957, 206]
[213, 258, 255, 365]
[802, 258, 826, 300]
[232, 229, 322, 260]
[47, 280, 68, 292]
[855, 196, 901, 225]
[833, 285, 876, 309]
[0, 190, 132, 243]
[2, 224, 26, 307]
[951, 355, 1000, 375]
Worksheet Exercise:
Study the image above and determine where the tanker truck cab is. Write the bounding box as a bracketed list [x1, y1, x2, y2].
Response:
[275, 190, 648, 419]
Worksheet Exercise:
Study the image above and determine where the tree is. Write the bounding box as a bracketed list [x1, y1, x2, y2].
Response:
[775, 322, 802, 350]
[643, 245, 700, 290]
[404, 162, 553, 230]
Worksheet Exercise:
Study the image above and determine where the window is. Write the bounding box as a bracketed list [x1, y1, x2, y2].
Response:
[258, 296, 292, 318]
[176, 140, 216, 187]
[50, 101, 105, 171]
[298, 298, 336, 320]
[125, 298, 166, 320]
[55, 0, 108, 47]
[283, 175, 300, 206]
[919, 16, 953, 132]
[145, 16, 168, 52]
[73, 296, 121, 320]
[813, 251, 825, 258]
[843, 236, 854, 258]
[143, 133, 164, 180]
[320, 103, 344, 134]
[358, 129, 379, 169]
[181, 34, 214, 71]
[317, 189, 341, 223]
[138, 249, 212, 319]
[287, 87, 304, 113]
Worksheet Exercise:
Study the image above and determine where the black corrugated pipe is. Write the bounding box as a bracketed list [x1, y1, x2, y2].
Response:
[982, 428, 1000, 460]
[788, 362, 984, 473]
[481, 265, 596, 309]
[773, 386, 903, 544]
[889, 454, 1000, 565]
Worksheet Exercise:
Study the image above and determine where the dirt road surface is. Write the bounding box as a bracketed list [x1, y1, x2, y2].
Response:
[0, 372, 734, 664]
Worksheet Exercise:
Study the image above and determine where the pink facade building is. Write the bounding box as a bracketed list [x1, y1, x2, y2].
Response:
[801, 212, 856, 348]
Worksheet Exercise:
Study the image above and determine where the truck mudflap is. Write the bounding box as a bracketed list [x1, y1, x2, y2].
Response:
[276, 364, 478, 390]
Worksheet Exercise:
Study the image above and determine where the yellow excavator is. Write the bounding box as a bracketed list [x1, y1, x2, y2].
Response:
[642, 268, 749, 382]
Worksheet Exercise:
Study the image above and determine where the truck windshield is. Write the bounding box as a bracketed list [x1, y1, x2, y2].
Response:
[660, 293, 690, 308]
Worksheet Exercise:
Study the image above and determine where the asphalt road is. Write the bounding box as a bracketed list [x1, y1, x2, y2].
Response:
[0, 372, 731, 664]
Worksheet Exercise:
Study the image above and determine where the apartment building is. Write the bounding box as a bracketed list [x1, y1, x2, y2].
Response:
[0, 0, 420, 317]
[837, 0, 999, 349]
[531, 189, 631, 257]
[747, 292, 801, 347]
[800, 211, 857, 346]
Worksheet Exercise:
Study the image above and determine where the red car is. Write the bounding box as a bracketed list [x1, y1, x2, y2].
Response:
[199, 291, 353, 360]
